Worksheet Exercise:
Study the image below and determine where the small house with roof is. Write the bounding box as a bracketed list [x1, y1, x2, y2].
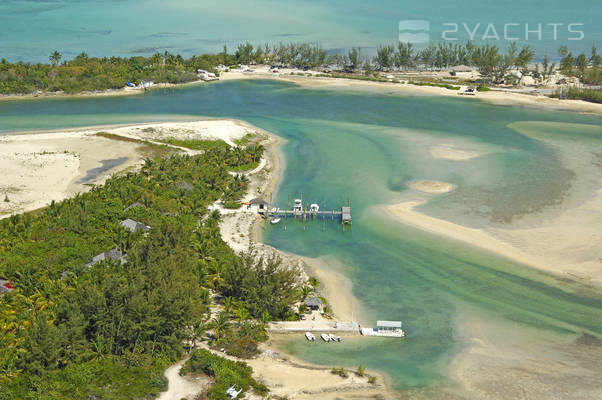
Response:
[86, 249, 127, 267]
[305, 297, 323, 312]
[248, 198, 269, 214]
[120, 218, 151, 233]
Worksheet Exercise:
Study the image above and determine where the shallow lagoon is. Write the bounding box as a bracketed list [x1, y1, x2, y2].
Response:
[1, 80, 601, 395]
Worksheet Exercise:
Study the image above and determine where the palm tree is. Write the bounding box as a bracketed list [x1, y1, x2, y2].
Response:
[301, 286, 312, 300]
[223, 296, 234, 315]
[210, 311, 231, 340]
[235, 306, 251, 323]
[186, 321, 207, 353]
[49, 51, 61, 67]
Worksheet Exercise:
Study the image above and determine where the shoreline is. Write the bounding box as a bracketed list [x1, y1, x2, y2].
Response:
[220, 69, 602, 116]
[216, 127, 395, 399]
[2, 67, 601, 116]
[0, 79, 208, 102]
[0, 120, 256, 218]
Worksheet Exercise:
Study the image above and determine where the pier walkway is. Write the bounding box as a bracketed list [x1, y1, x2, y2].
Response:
[265, 207, 352, 224]
[268, 321, 360, 333]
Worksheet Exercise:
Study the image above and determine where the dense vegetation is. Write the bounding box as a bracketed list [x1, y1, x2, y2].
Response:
[0, 142, 298, 399]
[1, 42, 600, 95]
[551, 87, 602, 103]
[180, 349, 268, 400]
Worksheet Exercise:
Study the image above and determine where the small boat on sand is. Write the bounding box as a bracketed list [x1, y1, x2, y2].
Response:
[320, 333, 330, 342]
[270, 217, 281, 225]
[328, 333, 341, 342]
[305, 332, 315, 341]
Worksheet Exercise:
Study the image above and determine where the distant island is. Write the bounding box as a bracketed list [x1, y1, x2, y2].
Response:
[1, 42, 600, 103]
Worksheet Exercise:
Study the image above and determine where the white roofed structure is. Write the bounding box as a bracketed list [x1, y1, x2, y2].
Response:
[377, 320, 402, 329]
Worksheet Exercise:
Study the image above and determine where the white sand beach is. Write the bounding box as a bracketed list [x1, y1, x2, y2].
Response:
[0, 120, 255, 218]
[221, 69, 602, 116]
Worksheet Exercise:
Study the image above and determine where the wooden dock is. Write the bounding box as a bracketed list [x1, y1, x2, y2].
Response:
[265, 207, 351, 225]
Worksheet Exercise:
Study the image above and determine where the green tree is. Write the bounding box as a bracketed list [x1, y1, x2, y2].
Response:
[346, 48, 361, 71]
[375, 45, 395, 70]
[210, 311, 231, 340]
[395, 42, 415, 70]
[49, 50, 62, 67]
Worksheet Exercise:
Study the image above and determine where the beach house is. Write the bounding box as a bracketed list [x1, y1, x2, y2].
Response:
[248, 198, 269, 214]
[305, 297, 323, 312]
[120, 218, 151, 233]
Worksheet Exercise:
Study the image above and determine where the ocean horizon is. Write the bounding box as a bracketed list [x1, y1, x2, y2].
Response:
[1, 0, 599, 63]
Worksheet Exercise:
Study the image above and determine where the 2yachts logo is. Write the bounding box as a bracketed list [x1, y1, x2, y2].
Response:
[398, 20, 430, 44]
[399, 21, 585, 43]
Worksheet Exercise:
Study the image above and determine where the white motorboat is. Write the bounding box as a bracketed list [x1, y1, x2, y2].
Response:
[305, 332, 315, 341]
[320, 333, 330, 342]
[293, 198, 303, 215]
[328, 333, 341, 342]
[270, 217, 281, 225]
[226, 385, 242, 399]
[310, 203, 320, 213]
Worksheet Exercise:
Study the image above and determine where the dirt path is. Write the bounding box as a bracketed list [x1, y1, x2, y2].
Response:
[157, 359, 208, 400]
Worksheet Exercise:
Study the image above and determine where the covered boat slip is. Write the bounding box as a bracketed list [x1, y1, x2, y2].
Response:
[361, 320, 405, 338]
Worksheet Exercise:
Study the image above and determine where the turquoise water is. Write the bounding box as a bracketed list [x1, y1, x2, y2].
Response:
[1, 80, 601, 394]
[1, 0, 599, 62]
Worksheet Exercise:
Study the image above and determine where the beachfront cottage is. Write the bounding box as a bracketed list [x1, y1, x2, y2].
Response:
[120, 218, 151, 233]
[248, 198, 269, 214]
[86, 249, 127, 267]
[305, 297, 323, 312]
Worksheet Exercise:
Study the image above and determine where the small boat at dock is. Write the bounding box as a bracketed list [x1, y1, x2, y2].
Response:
[305, 332, 315, 341]
[270, 217, 281, 224]
[361, 320, 405, 338]
[320, 333, 330, 342]
[328, 333, 341, 342]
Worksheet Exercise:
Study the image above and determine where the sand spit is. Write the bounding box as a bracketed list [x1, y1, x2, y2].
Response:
[384, 197, 602, 286]
[429, 145, 482, 161]
[411, 180, 456, 194]
[0, 120, 256, 218]
[0, 131, 142, 218]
